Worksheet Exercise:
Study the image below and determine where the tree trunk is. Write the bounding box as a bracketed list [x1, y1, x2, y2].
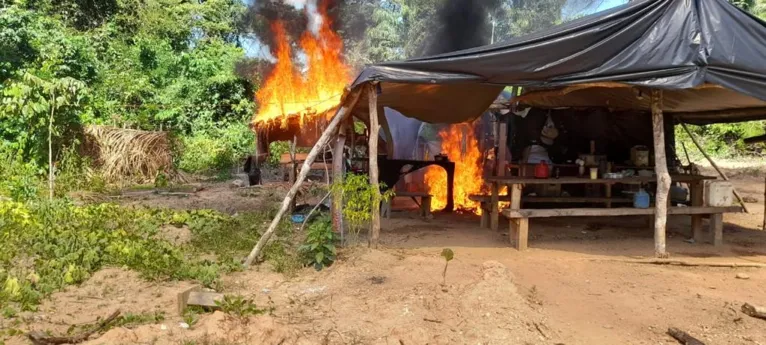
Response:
[244, 88, 362, 267]
[652, 89, 670, 258]
[368, 84, 382, 248]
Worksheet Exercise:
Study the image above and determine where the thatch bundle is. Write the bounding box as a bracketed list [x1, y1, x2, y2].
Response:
[84, 125, 177, 183]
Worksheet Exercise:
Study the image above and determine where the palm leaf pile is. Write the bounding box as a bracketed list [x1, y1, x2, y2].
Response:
[84, 125, 178, 183]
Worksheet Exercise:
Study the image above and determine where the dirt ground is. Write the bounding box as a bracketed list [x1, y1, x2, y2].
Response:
[5, 167, 766, 345]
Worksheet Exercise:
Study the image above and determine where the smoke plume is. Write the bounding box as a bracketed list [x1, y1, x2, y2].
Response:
[425, 0, 502, 56]
[280, 0, 324, 35]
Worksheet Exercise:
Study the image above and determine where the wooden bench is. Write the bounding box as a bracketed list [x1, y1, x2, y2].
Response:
[382, 191, 432, 219]
[279, 153, 331, 181]
[501, 206, 743, 251]
[469, 194, 632, 228]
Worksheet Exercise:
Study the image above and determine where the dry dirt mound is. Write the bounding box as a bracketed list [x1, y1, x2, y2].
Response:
[10, 250, 557, 345]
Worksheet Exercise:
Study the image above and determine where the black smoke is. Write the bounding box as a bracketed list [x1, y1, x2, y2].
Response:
[424, 0, 502, 56]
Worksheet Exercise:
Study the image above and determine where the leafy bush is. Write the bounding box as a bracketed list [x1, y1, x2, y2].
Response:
[178, 123, 254, 175]
[330, 173, 394, 244]
[299, 216, 336, 270]
[0, 146, 43, 202]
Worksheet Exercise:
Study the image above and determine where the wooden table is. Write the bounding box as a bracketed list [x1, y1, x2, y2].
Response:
[485, 174, 718, 233]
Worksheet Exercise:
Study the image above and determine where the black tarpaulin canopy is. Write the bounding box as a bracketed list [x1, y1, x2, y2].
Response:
[347, 0, 766, 125]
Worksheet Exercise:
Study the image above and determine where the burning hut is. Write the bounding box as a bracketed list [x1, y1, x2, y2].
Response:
[245, 0, 766, 265]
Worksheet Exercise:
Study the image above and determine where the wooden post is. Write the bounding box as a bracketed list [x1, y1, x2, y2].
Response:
[681, 123, 750, 213]
[763, 175, 766, 230]
[368, 84, 382, 248]
[244, 88, 362, 267]
[331, 119, 348, 233]
[491, 116, 508, 231]
[509, 184, 527, 250]
[651, 89, 670, 258]
[710, 213, 723, 247]
[691, 180, 705, 242]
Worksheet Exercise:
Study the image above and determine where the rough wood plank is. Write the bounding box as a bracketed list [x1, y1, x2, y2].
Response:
[710, 213, 723, 247]
[503, 206, 742, 219]
[177, 286, 223, 314]
[667, 327, 706, 345]
[395, 192, 431, 198]
[368, 84, 381, 248]
[484, 175, 715, 184]
[469, 194, 632, 203]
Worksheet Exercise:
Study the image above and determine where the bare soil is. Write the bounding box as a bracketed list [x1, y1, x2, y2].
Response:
[6, 169, 766, 345]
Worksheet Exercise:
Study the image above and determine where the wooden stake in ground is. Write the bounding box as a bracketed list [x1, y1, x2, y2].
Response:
[652, 89, 670, 258]
[368, 83, 382, 248]
[244, 88, 362, 267]
[763, 175, 766, 230]
[680, 122, 750, 213]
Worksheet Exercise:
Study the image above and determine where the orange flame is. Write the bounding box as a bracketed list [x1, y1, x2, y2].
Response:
[424, 124, 485, 214]
[254, 4, 351, 126]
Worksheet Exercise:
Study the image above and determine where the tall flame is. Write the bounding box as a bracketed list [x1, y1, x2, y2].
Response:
[424, 124, 485, 214]
[254, 3, 351, 125]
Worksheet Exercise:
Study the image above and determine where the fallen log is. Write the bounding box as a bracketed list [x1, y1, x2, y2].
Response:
[667, 327, 706, 345]
[28, 310, 121, 345]
[594, 259, 766, 268]
[741, 303, 766, 320]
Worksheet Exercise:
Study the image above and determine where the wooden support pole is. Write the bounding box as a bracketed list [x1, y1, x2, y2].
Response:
[691, 180, 704, 242]
[710, 213, 723, 247]
[680, 123, 750, 213]
[331, 119, 348, 233]
[763, 175, 766, 230]
[368, 84, 382, 248]
[244, 88, 362, 267]
[652, 89, 670, 258]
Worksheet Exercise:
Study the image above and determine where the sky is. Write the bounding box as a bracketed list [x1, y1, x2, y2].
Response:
[241, 0, 630, 59]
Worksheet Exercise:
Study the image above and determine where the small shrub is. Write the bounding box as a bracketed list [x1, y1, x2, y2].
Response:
[299, 216, 336, 270]
[440, 248, 454, 285]
[330, 173, 394, 245]
[216, 295, 265, 317]
[0, 147, 43, 202]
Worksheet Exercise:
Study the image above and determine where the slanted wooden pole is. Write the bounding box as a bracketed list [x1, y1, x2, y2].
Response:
[652, 89, 670, 258]
[368, 83, 382, 248]
[680, 123, 750, 213]
[244, 88, 362, 267]
[331, 118, 349, 233]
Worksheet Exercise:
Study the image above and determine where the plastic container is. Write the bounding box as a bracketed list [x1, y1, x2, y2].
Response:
[633, 189, 651, 209]
[705, 181, 734, 207]
[534, 161, 550, 179]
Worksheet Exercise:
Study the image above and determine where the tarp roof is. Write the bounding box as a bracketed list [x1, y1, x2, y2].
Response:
[348, 0, 766, 125]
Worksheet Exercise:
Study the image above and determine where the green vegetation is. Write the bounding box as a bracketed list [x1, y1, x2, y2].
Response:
[330, 173, 394, 245]
[299, 216, 337, 270]
[215, 294, 266, 317]
[440, 248, 454, 285]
